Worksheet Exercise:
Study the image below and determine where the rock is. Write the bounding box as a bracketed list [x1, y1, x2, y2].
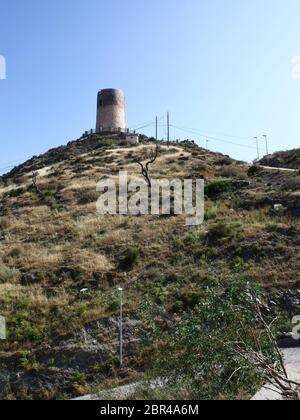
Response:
[273, 204, 285, 214]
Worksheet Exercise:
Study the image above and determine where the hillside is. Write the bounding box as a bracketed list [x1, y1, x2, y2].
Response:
[0, 134, 300, 400]
[260, 148, 300, 170]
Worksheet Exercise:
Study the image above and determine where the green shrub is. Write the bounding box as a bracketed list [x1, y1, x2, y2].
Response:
[174, 287, 205, 311]
[218, 166, 248, 179]
[9, 313, 46, 343]
[68, 370, 88, 394]
[121, 247, 140, 269]
[204, 204, 219, 221]
[107, 294, 120, 312]
[0, 263, 20, 283]
[216, 156, 234, 166]
[78, 190, 99, 205]
[205, 179, 232, 199]
[142, 279, 285, 400]
[8, 187, 25, 198]
[207, 222, 234, 241]
[8, 247, 22, 258]
[248, 165, 263, 177]
[18, 351, 39, 371]
[285, 176, 300, 191]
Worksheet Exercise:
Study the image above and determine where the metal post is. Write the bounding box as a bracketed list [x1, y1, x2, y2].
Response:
[167, 112, 170, 147]
[118, 287, 123, 367]
[263, 135, 269, 156]
[254, 137, 260, 160]
[156, 116, 158, 141]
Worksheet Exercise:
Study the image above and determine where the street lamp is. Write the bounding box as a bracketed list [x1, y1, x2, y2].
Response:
[118, 287, 123, 367]
[262, 135, 269, 156]
[254, 137, 260, 160]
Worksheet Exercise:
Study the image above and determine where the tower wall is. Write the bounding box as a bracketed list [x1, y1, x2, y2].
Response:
[96, 89, 126, 133]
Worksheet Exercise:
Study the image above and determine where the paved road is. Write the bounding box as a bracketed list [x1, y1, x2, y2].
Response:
[252, 348, 300, 400]
[260, 165, 298, 173]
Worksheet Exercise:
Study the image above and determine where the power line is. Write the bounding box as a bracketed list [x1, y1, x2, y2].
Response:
[170, 124, 257, 150]
[0, 164, 19, 172]
[169, 124, 254, 142]
[0, 155, 33, 172]
[133, 122, 155, 131]
[134, 118, 262, 151]
[1, 118, 295, 176]
[132, 115, 165, 132]
[166, 122, 296, 150]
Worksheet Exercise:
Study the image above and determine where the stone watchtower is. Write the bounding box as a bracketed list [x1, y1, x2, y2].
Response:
[96, 88, 126, 134]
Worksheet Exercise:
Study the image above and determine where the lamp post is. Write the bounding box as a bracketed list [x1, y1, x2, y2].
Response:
[118, 287, 123, 367]
[254, 137, 260, 160]
[263, 135, 269, 156]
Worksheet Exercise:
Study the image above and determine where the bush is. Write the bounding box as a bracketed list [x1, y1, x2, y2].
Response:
[204, 203, 219, 221]
[173, 287, 206, 311]
[8, 247, 22, 258]
[9, 315, 46, 343]
[68, 370, 88, 394]
[8, 187, 25, 198]
[248, 165, 263, 177]
[285, 176, 300, 191]
[0, 262, 20, 283]
[121, 247, 140, 269]
[216, 156, 234, 166]
[207, 222, 235, 241]
[218, 166, 248, 179]
[205, 179, 232, 199]
[78, 190, 99, 205]
[142, 279, 285, 400]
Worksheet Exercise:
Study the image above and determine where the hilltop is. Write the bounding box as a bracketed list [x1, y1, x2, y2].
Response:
[260, 148, 300, 170]
[0, 134, 300, 399]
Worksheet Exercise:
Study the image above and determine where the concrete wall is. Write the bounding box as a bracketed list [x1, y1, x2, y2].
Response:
[96, 89, 126, 133]
[126, 135, 139, 144]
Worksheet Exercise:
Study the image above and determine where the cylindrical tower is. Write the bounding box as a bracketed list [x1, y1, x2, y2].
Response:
[96, 88, 126, 133]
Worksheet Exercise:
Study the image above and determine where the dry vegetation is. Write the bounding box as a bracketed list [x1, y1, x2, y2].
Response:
[0, 134, 299, 399]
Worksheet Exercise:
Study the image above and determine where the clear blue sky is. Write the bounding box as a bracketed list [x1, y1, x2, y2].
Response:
[1, 0, 300, 172]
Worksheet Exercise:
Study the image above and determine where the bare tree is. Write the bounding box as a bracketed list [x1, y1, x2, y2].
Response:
[134, 143, 160, 188]
[31, 171, 43, 196]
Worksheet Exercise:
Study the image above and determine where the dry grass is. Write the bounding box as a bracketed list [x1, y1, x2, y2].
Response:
[67, 250, 113, 273]
[0, 138, 299, 399]
[4, 244, 65, 271]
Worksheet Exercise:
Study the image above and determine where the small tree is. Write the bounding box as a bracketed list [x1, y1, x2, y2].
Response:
[134, 143, 160, 188]
[140, 279, 297, 400]
[31, 171, 42, 196]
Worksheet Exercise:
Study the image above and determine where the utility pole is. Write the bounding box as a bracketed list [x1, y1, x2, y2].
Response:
[118, 287, 123, 367]
[254, 137, 260, 160]
[155, 116, 158, 141]
[263, 135, 269, 156]
[167, 112, 170, 147]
